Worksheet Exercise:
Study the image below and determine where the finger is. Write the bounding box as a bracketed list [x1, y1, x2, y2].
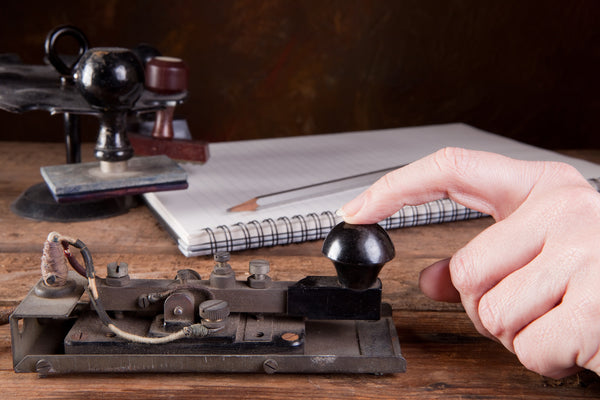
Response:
[512, 255, 600, 378]
[477, 184, 600, 352]
[477, 243, 575, 352]
[340, 147, 546, 224]
[513, 291, 600, 377]
[447, 206, 546, 337]
[418, 258, 461, 302]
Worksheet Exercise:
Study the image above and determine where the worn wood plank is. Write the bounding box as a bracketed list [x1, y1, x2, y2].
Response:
[1, 143, 600, 399]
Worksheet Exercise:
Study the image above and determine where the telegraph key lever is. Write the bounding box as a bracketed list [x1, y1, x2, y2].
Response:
[10, 223, 406, 375]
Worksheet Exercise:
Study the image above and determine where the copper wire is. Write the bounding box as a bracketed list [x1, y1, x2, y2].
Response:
[40, 239, 69, 286]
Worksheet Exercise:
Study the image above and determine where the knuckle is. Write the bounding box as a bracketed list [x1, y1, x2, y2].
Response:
[378, 172, 396, 194]
[478, 294, 504, 338]
[432, 147, 475, 178]
[556, 245, 587, 274]
[538, 161, 594, 195]
[570, 186, 600, 213]
[513, 335, 543, 374]
[449, 246, 482, 295]
[543, 161, 584, 183]
[433, 147, 471, 173]
[546, 186, 600, 230]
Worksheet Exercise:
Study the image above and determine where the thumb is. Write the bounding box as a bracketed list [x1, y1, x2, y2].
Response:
[419, 258, 461, 303]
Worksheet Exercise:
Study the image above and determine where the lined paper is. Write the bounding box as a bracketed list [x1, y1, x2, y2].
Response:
[143, 123, 600, 256]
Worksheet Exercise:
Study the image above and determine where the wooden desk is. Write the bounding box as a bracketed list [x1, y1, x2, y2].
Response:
[1, 142, 599, 399]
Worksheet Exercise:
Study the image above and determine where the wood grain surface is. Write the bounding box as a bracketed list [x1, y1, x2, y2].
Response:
[1, 142, 599, 399]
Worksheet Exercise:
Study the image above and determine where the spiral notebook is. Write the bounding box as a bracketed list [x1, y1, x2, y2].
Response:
[143, 123, 600, 257]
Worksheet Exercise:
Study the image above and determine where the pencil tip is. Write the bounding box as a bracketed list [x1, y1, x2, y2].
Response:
[228, 198, 259, 212]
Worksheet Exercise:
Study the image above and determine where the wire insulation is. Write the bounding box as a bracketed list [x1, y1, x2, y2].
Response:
[52, 233, 211, 344]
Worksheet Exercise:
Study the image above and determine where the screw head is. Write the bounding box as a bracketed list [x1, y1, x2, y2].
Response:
[107, 262, 129, 278]
[199, 299, 230, 321]
[35, 359, 53, 377]
[263, 359, 278, 374]
[281, 332, 300, 342]
[249, 259, 270, 276]
[214, 251, 230, 263]
[137, 295, 150, 309]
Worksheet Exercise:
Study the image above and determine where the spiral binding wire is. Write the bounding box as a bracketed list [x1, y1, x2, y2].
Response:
[188, 203, 486, 256]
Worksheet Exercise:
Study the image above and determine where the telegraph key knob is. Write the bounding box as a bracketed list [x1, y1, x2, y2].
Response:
[145, 57, 189, 140]
[322, 222, 395, 290]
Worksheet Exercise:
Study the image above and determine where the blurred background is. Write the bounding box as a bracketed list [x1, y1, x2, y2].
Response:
[0, 0, 598, 148]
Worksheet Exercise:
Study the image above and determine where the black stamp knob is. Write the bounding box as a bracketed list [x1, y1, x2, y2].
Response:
[73, 47, 144, 162]
[73, 47, 144, 111]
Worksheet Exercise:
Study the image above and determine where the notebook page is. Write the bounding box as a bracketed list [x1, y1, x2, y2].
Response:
[144, 123, 600, 255]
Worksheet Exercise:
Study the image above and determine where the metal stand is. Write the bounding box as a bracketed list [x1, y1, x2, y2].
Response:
[10, 182, 135, 222]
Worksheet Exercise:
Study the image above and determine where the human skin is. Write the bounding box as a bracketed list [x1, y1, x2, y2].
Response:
[339, 147, 600, 378]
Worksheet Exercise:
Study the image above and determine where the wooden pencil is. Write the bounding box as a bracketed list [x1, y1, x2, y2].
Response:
[227, 164, 405, 212]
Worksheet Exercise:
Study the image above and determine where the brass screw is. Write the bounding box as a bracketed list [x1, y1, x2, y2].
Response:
[281, 332, 299, 342]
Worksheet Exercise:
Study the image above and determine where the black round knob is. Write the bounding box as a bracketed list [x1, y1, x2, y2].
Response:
[73, 47, 144, 111]
[322, 222, 395, 290]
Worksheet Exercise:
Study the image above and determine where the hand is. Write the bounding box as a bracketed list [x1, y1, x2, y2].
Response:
[339, 147, 600, 378]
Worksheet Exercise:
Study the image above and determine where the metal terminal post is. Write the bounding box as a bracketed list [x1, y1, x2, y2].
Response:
[214, 251, 231, 269]
[105, 262, 130, 287]
[210, 251, 235, 288]
[247, 259, 272, 289]
[199, 299, 230, 330]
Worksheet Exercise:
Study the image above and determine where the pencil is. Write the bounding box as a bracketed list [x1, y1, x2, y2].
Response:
[227, 164, 405, 212]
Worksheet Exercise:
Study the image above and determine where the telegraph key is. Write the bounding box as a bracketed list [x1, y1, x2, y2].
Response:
[10, 222, 406, 375]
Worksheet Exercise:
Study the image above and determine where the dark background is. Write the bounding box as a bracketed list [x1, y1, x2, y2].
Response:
[0, 0, 598, 149]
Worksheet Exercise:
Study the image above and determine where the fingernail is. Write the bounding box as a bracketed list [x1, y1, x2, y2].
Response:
[339, 191, 367, 219]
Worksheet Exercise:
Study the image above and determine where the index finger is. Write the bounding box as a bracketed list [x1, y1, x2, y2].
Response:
[339, 147, 546, 224]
